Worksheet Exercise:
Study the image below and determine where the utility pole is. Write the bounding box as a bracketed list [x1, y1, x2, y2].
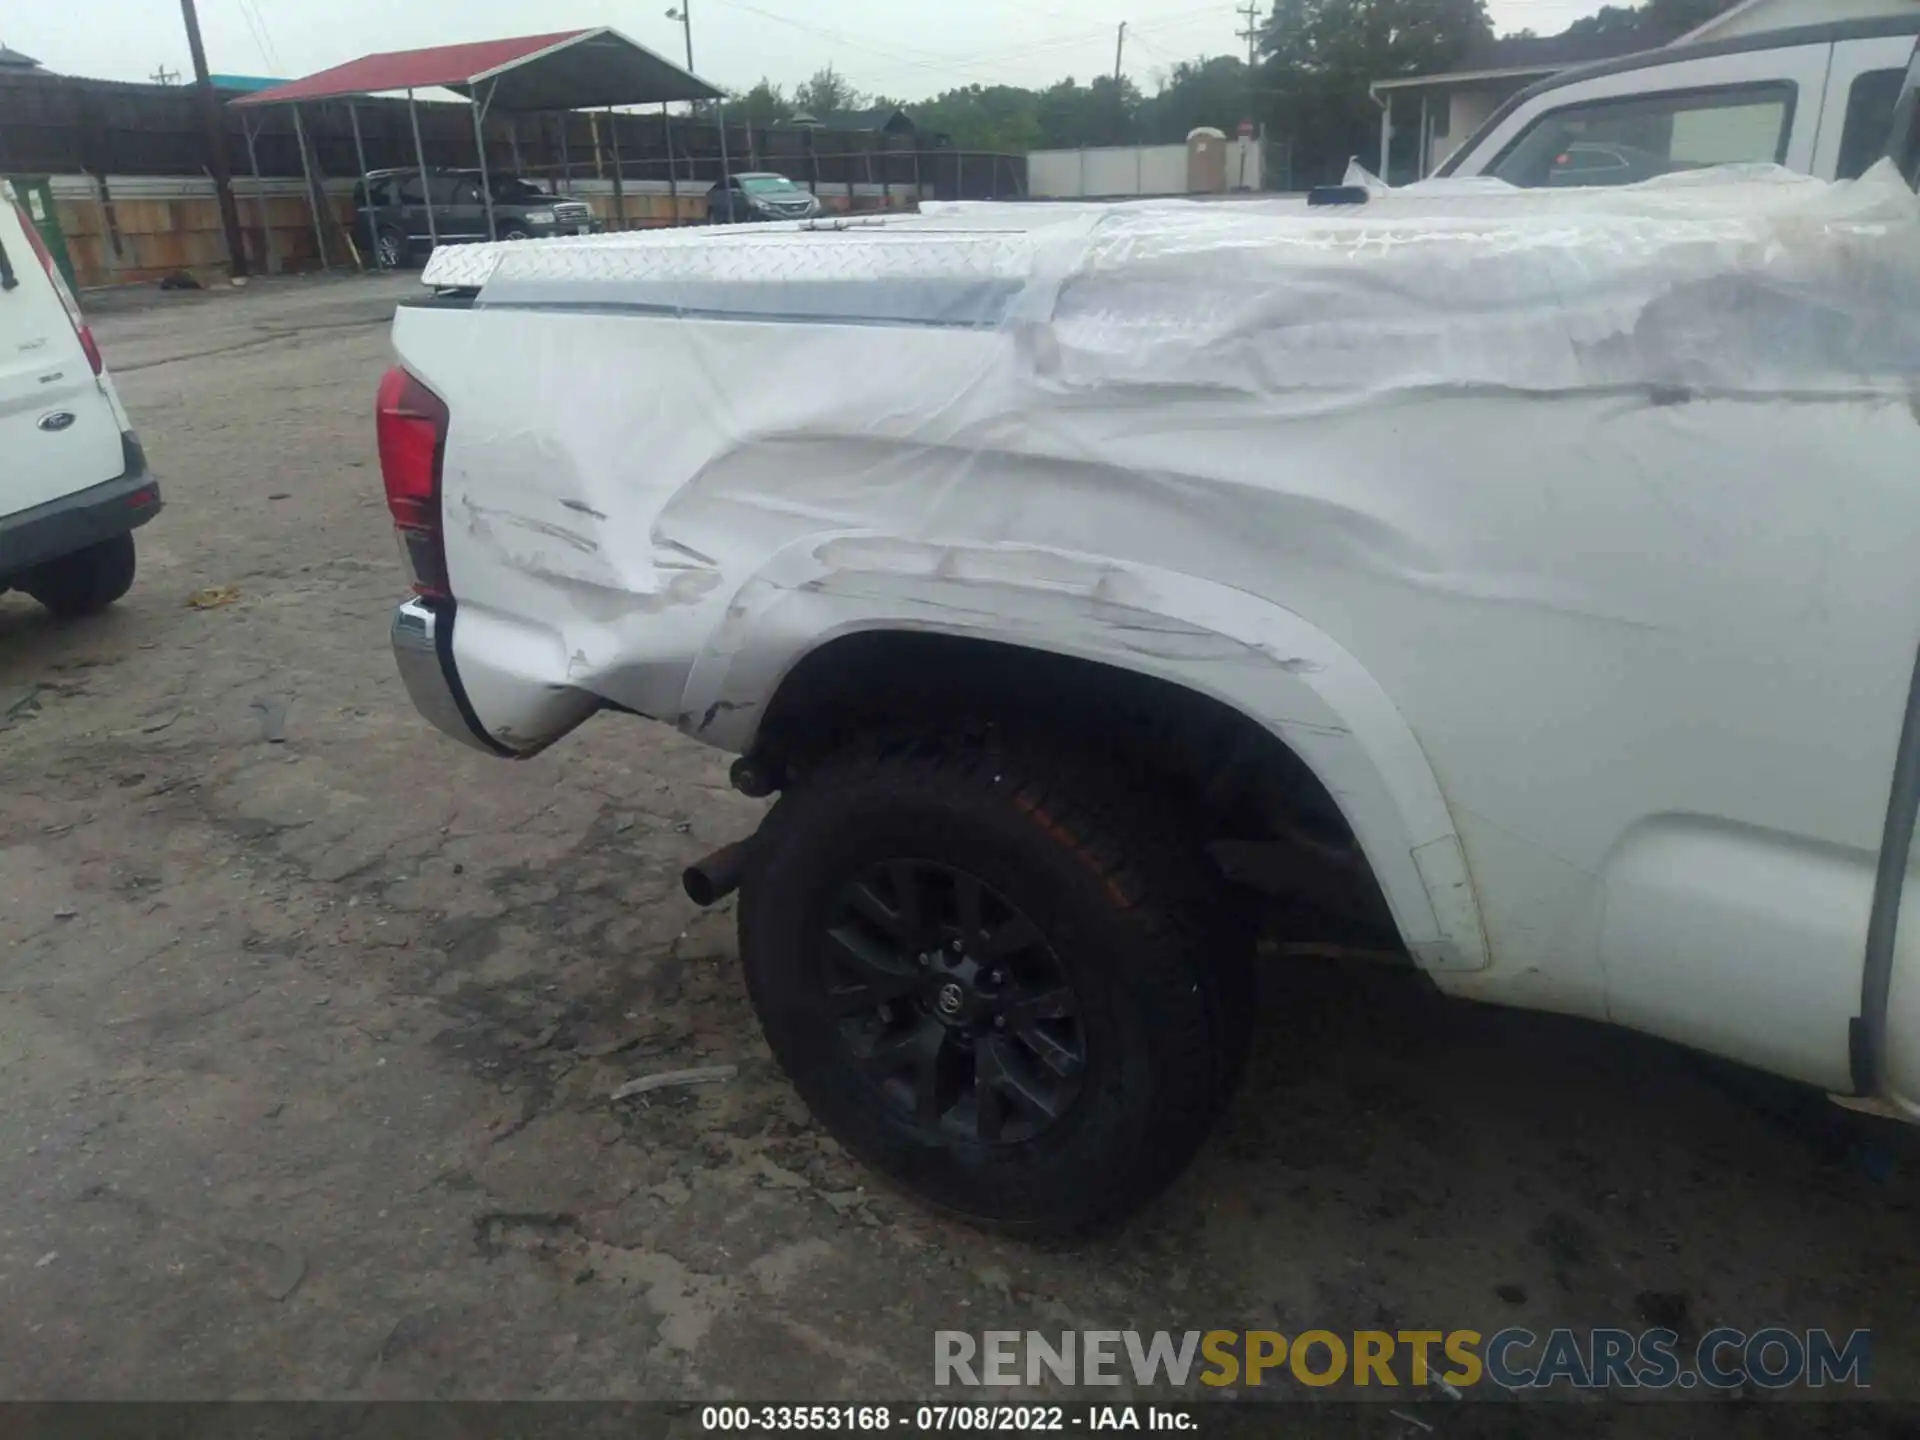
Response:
[150, 64, 180, 85]
[664, 1, 697, 118]
[178, 0, 249, 277]
[1112, 21, 1127, 146]
[1114, 21, 1127, 85]
[1237, 1, 1261, 70]
[665, 2, 694, 73]
[1236, 0, 1263, 164]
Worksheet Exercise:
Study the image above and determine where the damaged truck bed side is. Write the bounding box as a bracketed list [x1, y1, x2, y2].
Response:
[380, 147, 1920, 1232]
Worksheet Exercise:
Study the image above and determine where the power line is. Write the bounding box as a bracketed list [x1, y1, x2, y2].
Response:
[923, 5, 1229, 81]
[980, 0, 1115, 26]
[710, 11, 1053, 88]
[242, 0, 282, 73]
[229, 0, 272, 74]
[1128, 27, 1180, 73]
[1127, 28, 1237, 93]
[707, 0, 1018, 74]
[705, 0, 1226, 89]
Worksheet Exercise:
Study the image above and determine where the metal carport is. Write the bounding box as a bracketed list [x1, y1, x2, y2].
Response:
[231, 28, 723, 268]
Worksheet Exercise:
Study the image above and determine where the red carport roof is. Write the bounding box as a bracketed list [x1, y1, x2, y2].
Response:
[231, 27, 721, 110]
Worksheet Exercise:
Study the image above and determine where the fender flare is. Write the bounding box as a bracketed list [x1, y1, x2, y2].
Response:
[679, 537, 1489, 973]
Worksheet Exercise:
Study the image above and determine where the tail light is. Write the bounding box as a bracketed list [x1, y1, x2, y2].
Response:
[10, 197, 102, 374]
[376, 365, 451, 599]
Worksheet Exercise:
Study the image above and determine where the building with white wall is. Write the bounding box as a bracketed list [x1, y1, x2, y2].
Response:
[1027, 131, 1264, 198]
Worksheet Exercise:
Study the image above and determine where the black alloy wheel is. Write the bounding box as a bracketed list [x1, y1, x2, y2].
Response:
[738, 735, 1250, 1233]
[823, 859, 1085, 1145]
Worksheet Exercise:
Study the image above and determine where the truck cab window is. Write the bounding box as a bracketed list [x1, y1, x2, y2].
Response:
[1491, 83, 1795, 188]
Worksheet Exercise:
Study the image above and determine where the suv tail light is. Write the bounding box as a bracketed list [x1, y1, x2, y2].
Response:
[376, 365, 452, 599]
[10, 197, 102, 374]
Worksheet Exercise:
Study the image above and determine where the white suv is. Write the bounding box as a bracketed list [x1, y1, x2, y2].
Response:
[0, 181, 159, 618]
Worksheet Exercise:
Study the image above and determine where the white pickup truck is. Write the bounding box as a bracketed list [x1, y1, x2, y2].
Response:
[1439, 14, 1920, 187]
[382, 115, 1920, 1233]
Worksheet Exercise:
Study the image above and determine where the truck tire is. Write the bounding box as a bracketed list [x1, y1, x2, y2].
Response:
[737, 735, 1251, 1233]
[23, 533, 136, 619]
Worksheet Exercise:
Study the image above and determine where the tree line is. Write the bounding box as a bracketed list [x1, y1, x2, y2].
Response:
[732, 0, 1741, 187]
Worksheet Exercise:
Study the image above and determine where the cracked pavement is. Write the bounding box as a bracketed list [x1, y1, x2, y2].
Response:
[1, 274, 1918, 1429]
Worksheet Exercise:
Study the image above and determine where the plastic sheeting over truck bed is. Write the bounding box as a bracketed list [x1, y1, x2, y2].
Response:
[421, 163, 1920, 408]
[395, 160, 1920, 1036]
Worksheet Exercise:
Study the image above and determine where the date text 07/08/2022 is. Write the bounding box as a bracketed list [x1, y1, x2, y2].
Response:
[701, 1405, 1191, 1431]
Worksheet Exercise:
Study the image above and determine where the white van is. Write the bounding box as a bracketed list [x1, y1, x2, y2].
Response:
[0, 181, 158, 618]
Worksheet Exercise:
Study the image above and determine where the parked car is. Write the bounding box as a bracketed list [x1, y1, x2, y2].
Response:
[707, 172, 824, 224]
[1441, 14, 1920, 187]
[380, 56, 1920, 1234]
[352, 169, 598, 268]
[0, 181, 158, 619]
[1543, 140, 1676, 187]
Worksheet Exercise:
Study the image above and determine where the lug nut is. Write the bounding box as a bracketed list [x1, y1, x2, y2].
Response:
[951, 938, 963, 952]
[993, 1015, 1007, 1029]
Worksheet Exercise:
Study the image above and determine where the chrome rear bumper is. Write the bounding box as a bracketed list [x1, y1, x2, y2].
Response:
[391, 598, 503, 755]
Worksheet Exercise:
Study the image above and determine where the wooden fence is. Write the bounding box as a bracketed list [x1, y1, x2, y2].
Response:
[47, 177, 931, 287]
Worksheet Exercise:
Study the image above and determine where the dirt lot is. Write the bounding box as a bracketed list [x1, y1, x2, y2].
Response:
[2, 275, 1917, 1423]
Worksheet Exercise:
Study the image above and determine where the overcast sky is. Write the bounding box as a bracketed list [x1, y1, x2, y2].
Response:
[18, 0, 1612, 98]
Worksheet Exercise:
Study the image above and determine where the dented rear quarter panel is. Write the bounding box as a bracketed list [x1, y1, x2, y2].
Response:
[390, 178, 1920, 1082]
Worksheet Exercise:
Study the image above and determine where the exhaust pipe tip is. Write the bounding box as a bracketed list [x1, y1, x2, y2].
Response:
[683, 839, 751, 908]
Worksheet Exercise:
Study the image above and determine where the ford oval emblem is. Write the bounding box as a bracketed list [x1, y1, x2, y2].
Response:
[36, 411, 76, 433]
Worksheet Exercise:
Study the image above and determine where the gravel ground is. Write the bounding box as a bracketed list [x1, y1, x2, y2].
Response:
[1, 274, 1917, 1428]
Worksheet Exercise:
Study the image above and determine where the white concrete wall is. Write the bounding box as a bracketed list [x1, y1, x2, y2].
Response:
[1028, 142, 1261, 197]
[1027, 151, 1080, 197]
[1085, 146, 1178, 196]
